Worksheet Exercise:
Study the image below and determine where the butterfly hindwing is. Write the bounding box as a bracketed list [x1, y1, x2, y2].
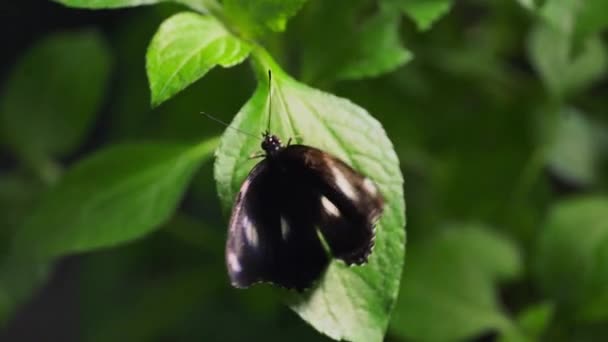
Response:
[226, 160, 328, 290]
[278, 145, 384, 265]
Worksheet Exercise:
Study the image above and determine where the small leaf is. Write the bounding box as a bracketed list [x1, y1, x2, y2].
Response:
[543, 108, 599, 186]
[223, 0, 308, 36]
[147, 12, 251, 106]
[298, 1, 412, 85]
[516, 0, 537, 11]
[13, 138, 218, 260]
[0, 30, 111, 162]
[384, 0, 453, 31]
[214, 51, 406, 342]
[336, 11, 412, 80]
[535, 196, 608, 322]
[513, 302, 554, 341]
[390, 225, 521, 341]
[528, 1, 608, 99]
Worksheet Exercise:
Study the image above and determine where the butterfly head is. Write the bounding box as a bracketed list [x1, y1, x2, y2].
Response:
[261, 131, 283, 156]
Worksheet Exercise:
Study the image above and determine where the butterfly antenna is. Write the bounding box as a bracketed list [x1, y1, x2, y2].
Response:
[201, 112, 261, 140]
[266, 69, 272, 135]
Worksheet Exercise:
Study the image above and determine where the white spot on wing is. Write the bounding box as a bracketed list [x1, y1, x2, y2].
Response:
[243, 216, 258, 247]
[227, 252, 242, 272]
[280, 216, 290, 240]
[321, 196, 340, 217]
[331, 166, 358, 201]
[362, 178, 378, 196]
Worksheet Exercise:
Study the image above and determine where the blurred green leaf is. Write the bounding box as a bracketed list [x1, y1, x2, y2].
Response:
[536, 196, 608, 322]
[335, 11, 411, 80]
[384, 0, 453, 31]
[88, 270, 220, 342]
[574, 0, 608, 42]
[214, 50, 405, 342]
[390, 225, 521, 341]
[297, 1, 411, 85]
[544, 108, 599, 186]
[53, 0, 163, 7]
[224, 0, 307, 37]
[507, 302, 554, 342]
[529, 1, 608, 99]
[0, 174, 42, 250]
[13, 138, 218, 260]
[0, 250, 50, 324]
[52, 0, 211, 12]
[0, 30, 111, 163]
[516, 0, 537, 11]
[147, 12, 251, 106]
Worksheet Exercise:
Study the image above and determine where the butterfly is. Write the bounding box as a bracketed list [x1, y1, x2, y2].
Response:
[224, 72, 384, 291]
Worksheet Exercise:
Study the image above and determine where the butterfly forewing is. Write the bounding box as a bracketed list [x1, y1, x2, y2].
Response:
[226, 160, 328, 290]
[279, 145, 384, 265]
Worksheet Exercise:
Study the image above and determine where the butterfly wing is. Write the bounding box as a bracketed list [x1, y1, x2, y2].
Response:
[226, 160, 328, 290]
[278, 145, 384, 265]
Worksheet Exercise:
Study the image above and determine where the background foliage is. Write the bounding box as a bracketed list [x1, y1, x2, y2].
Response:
[1, 0, 608, 341]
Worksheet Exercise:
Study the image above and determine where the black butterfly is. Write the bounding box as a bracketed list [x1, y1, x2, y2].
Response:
[224, 72, 384, 291]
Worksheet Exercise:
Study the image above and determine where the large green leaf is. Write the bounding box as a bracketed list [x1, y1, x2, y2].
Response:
[147, 12, 251, 106]
[223, 0, 308, 37]
[390, 225, 522, 341]
[214, 50, 405, 342]
[384, 0, 453, 31]
[297, 1, 411, 85]
[13, 138, 218, 260]
[536, 197, 608, 322]
[0, 30, 110, 163]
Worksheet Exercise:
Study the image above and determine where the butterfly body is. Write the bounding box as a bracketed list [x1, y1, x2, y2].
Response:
[226, 132, 384, 290]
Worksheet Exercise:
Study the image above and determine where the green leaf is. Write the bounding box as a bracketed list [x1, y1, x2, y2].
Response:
[0, 256, 49, 323]
[0, 30, 111, 162]
[528, 23, 607, 99]
[390, 225, 521, 341]
[223, 0, 308, 36]
[53, 0, 163, 7]
[575, 0, 608, 42]
[214, 50, 405, 342]
[336, 11, 411, 80]
[298, 2, 412, 85]
[543, 108, 599, 186]
[13, 138, 218, 260]
[528, 0, 608, 99]
[516, 0, 537, 11]
[512, 302, 554, 341]
[88, 270, 222, 342]
[535, 196, 608, 322]
[0, 174, 42, 250]
[147, 12, 251, 106]
[384, 0, 453, 31]
[52, 0, 211, 12]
